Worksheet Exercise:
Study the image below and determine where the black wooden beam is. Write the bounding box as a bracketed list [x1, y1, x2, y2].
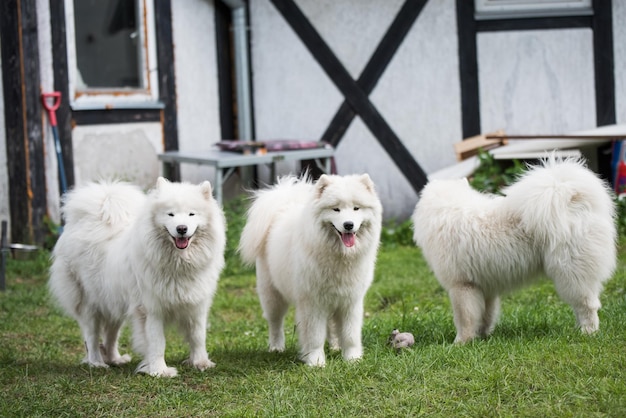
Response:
[321, 0, 427, 148]
[0, 0, 47, 245]
[270, 0, 428, 194]
[49, 0, 75, 189]
[154, 0, 180, 180]
[72, 108, 162, 126]
[215, 0, 236, 140]
[592, 0, 615, 126]
[456, 0, 481, 139]
[476, 16, 592, 32]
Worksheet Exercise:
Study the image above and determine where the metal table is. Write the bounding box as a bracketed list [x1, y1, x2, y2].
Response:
[158, 146, 334, 204]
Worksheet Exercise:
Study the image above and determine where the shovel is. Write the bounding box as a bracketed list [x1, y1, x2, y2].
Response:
[42, 92, 68, 195]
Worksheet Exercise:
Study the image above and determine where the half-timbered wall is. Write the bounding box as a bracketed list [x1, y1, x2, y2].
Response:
[0, 0, 624, 243]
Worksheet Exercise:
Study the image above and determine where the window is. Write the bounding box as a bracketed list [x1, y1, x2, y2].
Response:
[474, 0, 593, 20]
[66, 0, 160, 109]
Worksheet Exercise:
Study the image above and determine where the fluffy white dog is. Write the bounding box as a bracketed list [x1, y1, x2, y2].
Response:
[239, 174, 383, 366]
[49, 178, 226, 377]
[412, 157, 616, 343]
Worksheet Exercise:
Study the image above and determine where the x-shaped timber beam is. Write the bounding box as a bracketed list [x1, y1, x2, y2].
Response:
[270, 0, 429, 194]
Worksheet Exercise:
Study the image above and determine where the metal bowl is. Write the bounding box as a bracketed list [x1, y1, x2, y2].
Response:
[9, 243, 39, 260]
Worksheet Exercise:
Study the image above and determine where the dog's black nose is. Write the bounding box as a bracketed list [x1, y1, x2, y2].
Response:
[343, 221, 354, 231]
[176, 225, 188, 235]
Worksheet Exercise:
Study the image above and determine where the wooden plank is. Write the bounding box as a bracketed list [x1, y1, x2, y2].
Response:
[455, 130, 506, 161]
[0, 0, 47, 245]
[49, 0, 75, 188]
[72, 109, 162, 126]
[476, 16, 591, 32]
[154, 0, 180, 180]
[215, 0, 236, 141]
[456, 0, 481, 138]
[593, 0, 616, 126]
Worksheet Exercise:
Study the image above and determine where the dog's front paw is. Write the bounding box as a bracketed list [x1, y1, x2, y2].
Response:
[106, 353, 132, 366]
[301, 349, 326, 367]
[342, 347, 363, 362]
[269, 344, 285, 353]
[182, 357, 216, 371]
[136, 361, 178, 378]
[580, 323, 599, 335]
[98, 344, 132, 366]
[82, 357, 109, 368]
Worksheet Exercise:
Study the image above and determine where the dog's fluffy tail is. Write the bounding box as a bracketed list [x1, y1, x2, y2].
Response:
[61, 181, 146, 239]
[238, 176, 311, 265]
[502, 155, 616, 247]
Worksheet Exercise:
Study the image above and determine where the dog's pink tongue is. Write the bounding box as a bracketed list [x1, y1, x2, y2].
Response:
[175, 237, 189, 249]
[341, 232, 355, 247]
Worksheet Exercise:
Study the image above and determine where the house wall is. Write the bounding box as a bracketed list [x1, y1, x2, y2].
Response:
[250, 0, 461, 220]
[69, 0, 222, 192]
[478, 28, 596, 133]
[250, 0, 624, 221]
[1, 0, 624, 237]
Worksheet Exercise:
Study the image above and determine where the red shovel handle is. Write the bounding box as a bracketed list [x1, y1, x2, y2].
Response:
[42, 92, 62, 126]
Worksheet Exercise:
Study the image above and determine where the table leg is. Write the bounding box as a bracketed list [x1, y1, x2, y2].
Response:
[215, 168, 223, 206]
[162, 162, 171, 180]
[161, 161, 181, 181]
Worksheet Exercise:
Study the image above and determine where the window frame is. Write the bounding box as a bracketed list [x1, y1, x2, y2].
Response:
[65, 0, 162, 110]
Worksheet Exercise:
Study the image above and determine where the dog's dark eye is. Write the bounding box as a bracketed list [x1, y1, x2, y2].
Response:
[354, 207, 360, 211]
[189, 213, 195, 216]
[167, 213, 174, 217]
[333, 208, 340, 212]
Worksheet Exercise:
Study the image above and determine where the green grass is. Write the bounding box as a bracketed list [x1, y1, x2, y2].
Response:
[1, 211, 626, 417]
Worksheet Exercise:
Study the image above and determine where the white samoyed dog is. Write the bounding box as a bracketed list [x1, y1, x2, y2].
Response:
[239, 174, 383, 366]
[412, 156, 616, 344]
[49, 177, 226, 377]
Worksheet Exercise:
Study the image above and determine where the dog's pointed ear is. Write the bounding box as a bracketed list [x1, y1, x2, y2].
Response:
[315, 174, 331, 198]
[156, 177, 169, 189]
[200, 181, 213, 200]
[359, 173, 376, 193]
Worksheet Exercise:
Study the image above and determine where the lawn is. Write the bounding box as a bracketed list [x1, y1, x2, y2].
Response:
[1, 203, 625, 417]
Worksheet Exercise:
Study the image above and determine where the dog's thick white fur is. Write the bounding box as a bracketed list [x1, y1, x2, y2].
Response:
[49, 177, 226, 377]
[239, 174, 382, 366]
[412, 156, 616, 343]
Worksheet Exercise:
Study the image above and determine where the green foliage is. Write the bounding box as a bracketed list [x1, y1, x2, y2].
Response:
[221, 194, 254, 277]
[469, 149, 526, 194]
[615, 196, 626, 237]
[42, 215, 61, 251]
[381, 219, 414, 248]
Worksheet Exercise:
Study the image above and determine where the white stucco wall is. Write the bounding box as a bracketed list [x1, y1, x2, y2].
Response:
[172, 0, 222, 186]
[251, 0, 460, 220]
[478, 28, 596, 134]
[72, 123, 162, 190]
